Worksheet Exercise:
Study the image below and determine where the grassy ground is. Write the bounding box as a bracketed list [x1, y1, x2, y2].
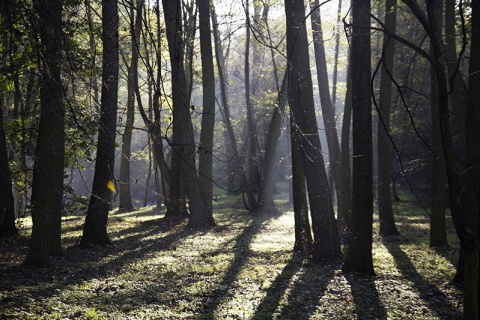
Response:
[1, 194, 463, 319]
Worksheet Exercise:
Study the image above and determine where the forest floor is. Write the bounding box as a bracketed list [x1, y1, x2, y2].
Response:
[1, 194, 463, 319]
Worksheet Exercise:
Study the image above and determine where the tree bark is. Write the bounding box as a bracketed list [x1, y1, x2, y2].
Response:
[462, 0, 480, 315]
[377, 0, 401, 238]
[342, 0, 375, 275]
[210, 2, 242, 193]
[0, 96, 17, 238]
[162, 0, 213, 227]
[81, 0, 119, 246]
[197, 0, 215, 217]
[291, 118, 313, 256]
[310, 0, 343, 228]
[257, 71, 288, 214]
[244, 0, 260, 211]
[26, 0, 64, 265]
[285, 0, 340, 260]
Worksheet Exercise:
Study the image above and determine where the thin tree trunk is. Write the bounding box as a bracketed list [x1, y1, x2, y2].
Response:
[120, 0, 144, 212]
[310, 0, 343, 224]
[244, 0, 260, 211]
[211, 2, 242, 192]
[377, 0, 401, 238]
[197, 0, 215, 218]
[81, 0, 119, 246]
[257, 70, 288, 214]
[339, 58, 352, 237]
[0, 95, 17, 237]
[291, 118, 313, 256]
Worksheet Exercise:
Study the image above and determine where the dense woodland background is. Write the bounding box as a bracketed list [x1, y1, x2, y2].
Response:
[0, 0, 479, 318]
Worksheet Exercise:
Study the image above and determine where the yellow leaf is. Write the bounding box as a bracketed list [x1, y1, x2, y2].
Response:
[107, 180, 116, 193]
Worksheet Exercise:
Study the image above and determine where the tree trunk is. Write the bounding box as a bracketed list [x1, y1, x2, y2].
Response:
[377, 0, 401, 238]
[244, 0, 260, 211]
[291, 118, 313, 256]
[285, 0, 340, 260]
[210, 2, 242, 193]
[0, 96, 17, 238]
[445, 0, 467, 167]
[462, 0, 480, 316]
[310, 0, 343, 224]
[257, 71, 288, 214]
[25, 0, 64, 265]
[162, 0, 213, 227]
[81, 0, 119, 246]
[197, 0, 215, 218]
[120, 0, 144, 212]
[339, 59, 353, 238]
[342, 0, 375, 275]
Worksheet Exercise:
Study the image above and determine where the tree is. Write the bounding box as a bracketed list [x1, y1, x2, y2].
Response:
[210, 2, 242, 193]
[257, 71, 288, 214]
[343, 0, 375, 275]
[291, 115, 313, 256]
[81, 0, 119, 246]
[197, 0, 215, 217]
[309, 0, 343, 228]
[244, 0, 261, 212]
[119, 0, 145, 212]
[284, 0, 340, 260]
[0, 99, 17, 237]
[426, 0, 448, 247]
[162, 0, 214, 227]
[25, 0, 65, 266]
[462, 0, 480, 315]
[377, 0, 401, 238]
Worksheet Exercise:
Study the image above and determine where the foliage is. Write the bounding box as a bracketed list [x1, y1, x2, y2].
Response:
[0, 195, 462, 319]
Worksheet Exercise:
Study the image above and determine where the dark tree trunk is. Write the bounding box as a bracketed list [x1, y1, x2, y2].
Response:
[244, 0, 260, 211]
[462, 0, 480, 315]
[197, 0, 215, 218]
[25, 0, 64, 266]
[284, 0, 340, 260]
[162, 0, 213, 227]
[377, 0, 401, 238]
[310, 0, 343, 226]
[291, 119, 313, 256]
[339, 59, 353, 237]
[342, 0, 375, 275]
[81, 0, 119, 246]
[0, 96, 17, 238]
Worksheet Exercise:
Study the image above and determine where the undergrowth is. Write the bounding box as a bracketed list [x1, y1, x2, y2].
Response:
[0, 194, 462, 319]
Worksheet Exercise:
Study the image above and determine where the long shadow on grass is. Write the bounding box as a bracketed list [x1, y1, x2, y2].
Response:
[250, 253, 304, 319]
[345, 273, 387, 320]
[386, 242, 463, 319]
[253, 257, 340, 319]
[199, 214, 274, 319]
[0, 216, 199, 312]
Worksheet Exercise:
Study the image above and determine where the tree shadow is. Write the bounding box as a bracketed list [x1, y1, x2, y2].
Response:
[0, 215, 198, 310]
[250, 252, 304, 319]
[344, 273, 388, 320]
[199, 214, 275, 319]
[385, 242, 463, 319]
[263, 259, 340, 320]
[431, 246, 459, 269]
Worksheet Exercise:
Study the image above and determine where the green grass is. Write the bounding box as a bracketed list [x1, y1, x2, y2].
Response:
[0, 194, 462, 319]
